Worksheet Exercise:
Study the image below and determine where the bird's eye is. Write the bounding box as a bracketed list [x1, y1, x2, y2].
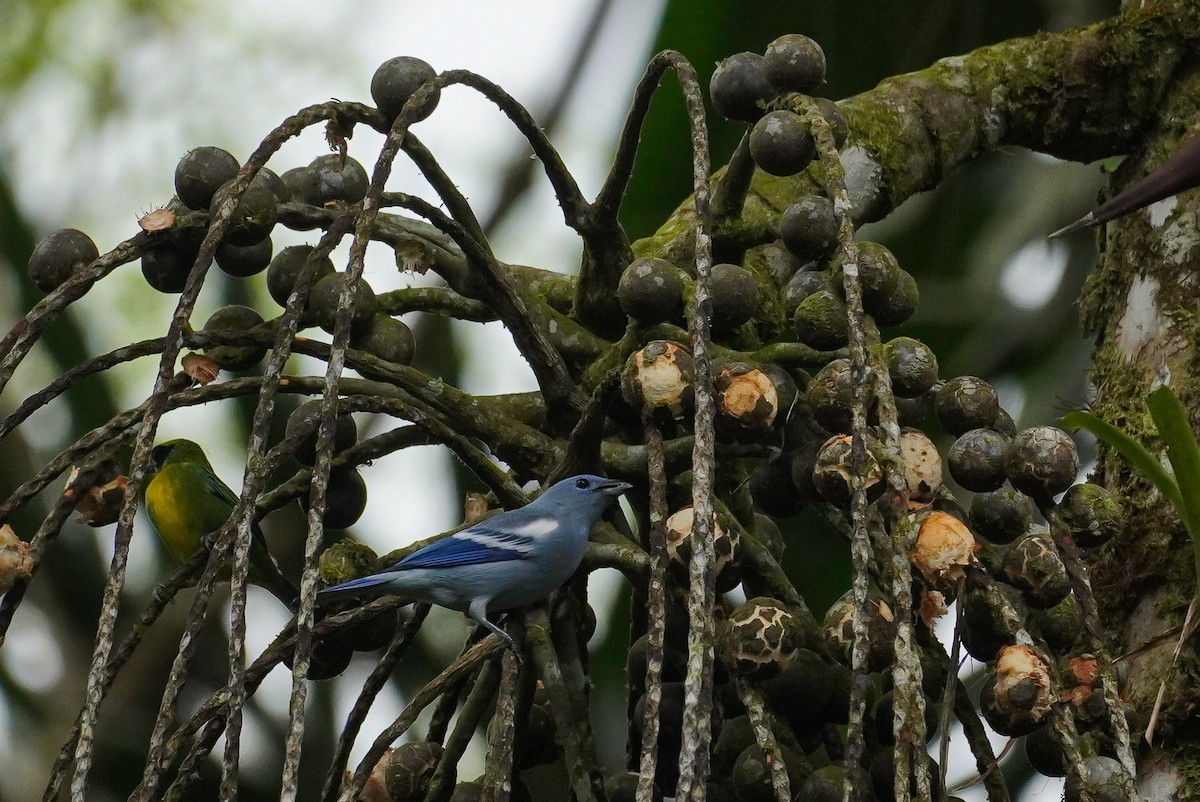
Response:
[575, 477, 590, 489]
[150, 444, 171, 469]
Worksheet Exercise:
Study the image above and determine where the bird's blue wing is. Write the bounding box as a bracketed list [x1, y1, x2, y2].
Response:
[393, 518, 552, 570]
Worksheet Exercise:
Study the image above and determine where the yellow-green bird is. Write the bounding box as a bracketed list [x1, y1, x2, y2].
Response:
[142, 439, 298, 607]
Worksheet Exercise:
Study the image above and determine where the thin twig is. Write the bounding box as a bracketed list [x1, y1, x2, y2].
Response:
[665, 48, 717, 802]
[636, 416, 669, 802]
[320, 606, 430, 802]
[338, 637, 505, 802]
[481, 630, 522, 801]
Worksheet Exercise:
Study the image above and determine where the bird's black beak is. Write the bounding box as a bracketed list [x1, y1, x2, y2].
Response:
[600, 479, 633, 497]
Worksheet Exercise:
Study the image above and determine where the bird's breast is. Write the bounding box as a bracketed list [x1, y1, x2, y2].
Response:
[144, 470, 206, 563]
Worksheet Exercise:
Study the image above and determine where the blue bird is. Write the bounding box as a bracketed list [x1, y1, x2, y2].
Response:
[318, 474, 631, 652]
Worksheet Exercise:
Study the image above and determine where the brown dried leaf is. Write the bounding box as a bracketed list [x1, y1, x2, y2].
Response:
[353, 747, 395, 802]
[0, 524, 33, 595]
[394, 238, 434, 275]
[139, 207, 176, 232]
[73, 474, 130, 527]
[182, 353, 220, 385]
[918, 589, 949, 626]
[463, 492, 490, 525]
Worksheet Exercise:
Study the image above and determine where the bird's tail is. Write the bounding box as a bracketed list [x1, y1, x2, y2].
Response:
[316, 573, 402, 604]
[248, 539, 301, 609]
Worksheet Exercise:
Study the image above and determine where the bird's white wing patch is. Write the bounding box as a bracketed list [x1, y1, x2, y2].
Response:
[505, 516, 559, 538]
[456, 527, 536, 554]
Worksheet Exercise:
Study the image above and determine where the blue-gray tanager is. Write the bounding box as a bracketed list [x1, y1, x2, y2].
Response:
[318, 474, 631, 651]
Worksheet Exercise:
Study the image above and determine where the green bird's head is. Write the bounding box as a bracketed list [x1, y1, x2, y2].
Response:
[149, 439, 214, 475]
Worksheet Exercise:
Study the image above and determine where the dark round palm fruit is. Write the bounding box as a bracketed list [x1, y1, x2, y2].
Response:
[884, 336, 938, 398]
[935, 376, 1000, 437]
[763, 33, 826, 93]
[201, 304, 267, 371]
[209, 178, 278, 246]
[970, 485, 1033, 544]
[947, 428, 1011, 492]
[798, 765, 871, 802]
[331, 610, 399, 652]
[760, 240, 806, 285]
[371, 56, 439, 124]
[812, 433, 883, 508]
[280, 166, 307, 202]
[761, 650, 839, 735]
[709, 263, 759, 331]
[782, 268, 833, 316]
[350, 315, 416, 374]
[252, 167, 288, 203]
[1055, 482, 1121, 548]
[751, 512, 785, 561]
[959, 568, 1025, 661]
[807, 357, 860, 434]
[515, 688, 561, 770]
[174, 146, 239, 210]
[895, 393, 932, 427]
[991, 407, 1018, 437]
[141, 224, 205, 293]
[1024, 724, 1067, 778]
[825, 587, 895, 669]
[748, 110, 815, 176]
[794, 288, 848, 350]
[1065, 756, 1127, 802]
[605, 773, 663, 802]
[1029, 592, 1082, 654]
[757, 361, 798, 416]
[747, 457, 806, 518]
[383, 740, 443, 801]
[266, 244, 336, 309]
[732, 742, 810, 802]
[308, 271, 379, 335]
[215, 236, 273, 278]
[870, 266, 918, 327]
[712, 716, 759, 776]
[633, 683, 686, 794]
[851, 241, 901, 312]
[286, 398, 359, 466]
[299, 154, 370, 207]
[28, 228, 98, 293]
[618, 257, 684, 324]
[709, 52, 774, 122]
[869, 748, 943, 802]
[302, 468, 368, 530]
[1006, 426, 1079, 498]
[628, 632, 686, 687]
[282, 635, 353, 680]
[779, 195, 839, 260]
[1000, 530, 1071, 608]
[813, 97, 849, 148]
[873, 689, 939, 745]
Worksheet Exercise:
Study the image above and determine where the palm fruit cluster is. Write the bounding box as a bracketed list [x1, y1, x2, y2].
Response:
[18, 28, 1131, 802]
[614, 32, 1125, 802]
[24, 60, 443, 547]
